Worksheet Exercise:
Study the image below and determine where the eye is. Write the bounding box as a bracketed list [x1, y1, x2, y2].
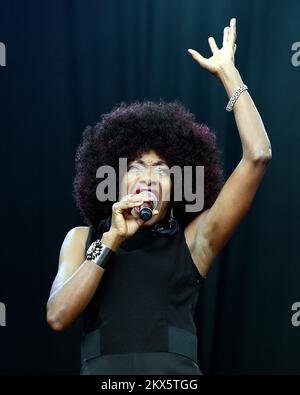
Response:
[128, 164, 142, 172]
[155, 166, 170, 175]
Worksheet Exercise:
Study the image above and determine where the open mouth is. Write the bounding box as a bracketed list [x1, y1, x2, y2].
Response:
[134, 187, 159, 208]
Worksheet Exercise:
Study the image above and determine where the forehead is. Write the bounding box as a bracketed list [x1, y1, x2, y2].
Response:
[130, 150, 167, 165]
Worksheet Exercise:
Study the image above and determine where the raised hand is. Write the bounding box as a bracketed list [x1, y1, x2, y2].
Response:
[187, 17, 237, 78]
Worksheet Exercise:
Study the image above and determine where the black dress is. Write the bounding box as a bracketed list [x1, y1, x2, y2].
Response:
[80, 217, 206, 375]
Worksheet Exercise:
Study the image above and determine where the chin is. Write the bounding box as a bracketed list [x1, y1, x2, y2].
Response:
[142, 215, 160, 227]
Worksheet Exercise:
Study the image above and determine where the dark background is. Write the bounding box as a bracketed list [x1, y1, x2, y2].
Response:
[0, 0, 299, 374]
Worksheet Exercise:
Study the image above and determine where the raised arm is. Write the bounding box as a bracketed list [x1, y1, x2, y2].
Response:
[186, 18, 272, 277]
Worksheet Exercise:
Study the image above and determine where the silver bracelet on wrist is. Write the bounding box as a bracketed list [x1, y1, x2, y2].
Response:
[86, 239, 114, 269]
[226, 84, 248, 112]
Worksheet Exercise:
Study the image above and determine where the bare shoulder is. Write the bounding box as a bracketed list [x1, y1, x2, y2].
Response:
[64, 226, 90, 250]
[50, 226, 91, 296]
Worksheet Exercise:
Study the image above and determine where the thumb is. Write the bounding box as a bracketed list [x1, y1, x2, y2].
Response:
[187, 49, 210, 68]
[137, 218, 144, 226]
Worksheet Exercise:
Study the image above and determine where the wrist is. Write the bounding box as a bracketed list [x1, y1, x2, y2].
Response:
[101, 229, 126, 252]
[86, 239, 115, 270]
[218, 63, 240, 82]
[218, 65, 244, 100]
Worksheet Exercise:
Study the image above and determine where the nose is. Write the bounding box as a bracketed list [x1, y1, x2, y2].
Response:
[145, 166, 153, 184]
[139, 167, 158, 187]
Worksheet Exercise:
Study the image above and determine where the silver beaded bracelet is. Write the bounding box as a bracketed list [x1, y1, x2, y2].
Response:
[226, 84, 248, 112]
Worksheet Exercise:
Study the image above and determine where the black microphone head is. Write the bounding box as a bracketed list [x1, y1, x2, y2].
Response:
[139, 207, 153, 221]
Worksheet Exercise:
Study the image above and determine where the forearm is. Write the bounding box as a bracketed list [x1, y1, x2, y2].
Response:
[47, 231, 124, 331]
[218, 64, 272, 161]
[46, 259, 105, 331]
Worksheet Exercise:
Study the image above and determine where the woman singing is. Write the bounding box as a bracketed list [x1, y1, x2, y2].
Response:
[46, 18, 272, 374]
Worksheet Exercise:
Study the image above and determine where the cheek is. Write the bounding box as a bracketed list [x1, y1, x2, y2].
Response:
[121, 174, 139, 195]
[120, 175, 129, 197]
[161, 178, 172, 201]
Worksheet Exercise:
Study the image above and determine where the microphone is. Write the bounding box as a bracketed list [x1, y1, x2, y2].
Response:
[134, 191, 158, 221]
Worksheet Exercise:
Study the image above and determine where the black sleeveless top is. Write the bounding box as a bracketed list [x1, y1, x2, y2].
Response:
[82, 216, 205, 362]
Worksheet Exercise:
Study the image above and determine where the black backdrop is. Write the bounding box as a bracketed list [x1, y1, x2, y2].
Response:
[0, 0, 300, 374]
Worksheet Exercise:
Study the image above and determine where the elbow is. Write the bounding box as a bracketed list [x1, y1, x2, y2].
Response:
[255, 151, 272, 165]
[47, 312, 66, 332]
[244, 146, 272, 165]
[46, 300, 77, 332]
[46, 302, 68, 332]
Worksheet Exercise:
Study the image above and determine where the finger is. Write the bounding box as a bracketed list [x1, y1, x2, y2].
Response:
[135, 191, 154, 198]
[134, 192, 156, 205]
[222, 26, 230, 47]
[113, 200, 144, 212]
[228, 18, 237, 46]
[120, 194, 136, 202]
[129, 207, 141, 219]
[134, 195, 152, 201]
[208, 36, 219, 54]
[122, 193, 151, 202]
[123, 211, 135, 220]
[187, 48, 211, 68]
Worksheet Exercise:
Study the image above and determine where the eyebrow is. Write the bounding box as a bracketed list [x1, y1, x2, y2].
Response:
[132, 159, 168, 166]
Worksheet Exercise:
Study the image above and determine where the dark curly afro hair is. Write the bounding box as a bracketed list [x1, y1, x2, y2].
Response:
[73, 98, 225, 229]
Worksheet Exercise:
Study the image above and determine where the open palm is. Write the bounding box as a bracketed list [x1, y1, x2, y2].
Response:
[188, 18, 237, 77]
